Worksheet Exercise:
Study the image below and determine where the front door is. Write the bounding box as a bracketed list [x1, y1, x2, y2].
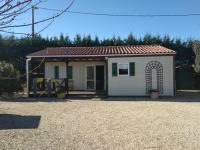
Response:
[96, 65, 104, 90]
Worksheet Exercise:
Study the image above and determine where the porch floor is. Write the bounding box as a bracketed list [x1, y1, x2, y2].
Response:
[68, 90, 106, 95]
[29, 90, 107, 98]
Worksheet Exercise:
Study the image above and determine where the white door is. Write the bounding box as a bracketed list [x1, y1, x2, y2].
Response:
[86, 66, 95, 90]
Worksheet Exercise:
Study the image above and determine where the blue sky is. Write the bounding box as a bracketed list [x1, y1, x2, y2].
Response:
[6, 0, 200, 40]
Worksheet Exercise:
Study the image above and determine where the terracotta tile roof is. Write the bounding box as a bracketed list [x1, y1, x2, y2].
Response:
[28, 45, 176, 57]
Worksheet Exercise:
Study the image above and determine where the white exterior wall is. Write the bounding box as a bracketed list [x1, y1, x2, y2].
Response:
[45, 62, 66, 79]
[45, 61, 106, 91]
[68, 61, 106, 90]
[107, 56, 174, 96]
[44, 56, 174, 96]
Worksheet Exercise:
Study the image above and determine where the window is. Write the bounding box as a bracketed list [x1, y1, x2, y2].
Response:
[68, 66, 73, 79]
[54, 66, 59, 79]
[118, 64, 129, 75]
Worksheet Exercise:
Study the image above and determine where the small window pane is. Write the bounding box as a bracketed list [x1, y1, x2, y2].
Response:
[68, 66, 73, 79]
[87, 66, 94, 80]
[119, 64, 128, 75]
[54, 66, 59, 79]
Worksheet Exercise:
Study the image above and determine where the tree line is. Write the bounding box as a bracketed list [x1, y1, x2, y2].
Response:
[0, 33, 196, 73]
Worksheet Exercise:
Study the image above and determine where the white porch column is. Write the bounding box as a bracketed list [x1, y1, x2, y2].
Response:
[26, 57, 31, 97]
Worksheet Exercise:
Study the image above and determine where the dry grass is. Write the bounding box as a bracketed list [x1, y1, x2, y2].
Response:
[0, 91, 200, 150]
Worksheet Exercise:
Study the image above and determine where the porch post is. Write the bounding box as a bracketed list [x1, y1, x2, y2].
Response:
[65, 59, 69, 97]
[26, 57, 31, 97]
[105, 57, 109, 97]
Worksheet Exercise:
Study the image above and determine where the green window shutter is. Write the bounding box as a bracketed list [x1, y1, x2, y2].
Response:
[112, 63, 117, 77]
[129, 62, 135, 76]
[54, 66, 59, 79]
[68, 66, 73, 79]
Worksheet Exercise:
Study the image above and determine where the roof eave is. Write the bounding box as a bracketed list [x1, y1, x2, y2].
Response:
[27, 53, 176, 58]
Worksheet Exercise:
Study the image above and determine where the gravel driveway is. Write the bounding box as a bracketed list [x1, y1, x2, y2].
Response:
[1, 91, 200, 150]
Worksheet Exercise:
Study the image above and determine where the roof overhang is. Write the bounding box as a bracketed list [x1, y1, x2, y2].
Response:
[27, 53, 176, 59]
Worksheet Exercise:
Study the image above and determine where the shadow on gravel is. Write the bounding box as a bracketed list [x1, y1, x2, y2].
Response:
[104, 91, 200, 103]
[0, 114, 41, 130]
[0, 97, 69, 103]
[0, 91, 199, 103]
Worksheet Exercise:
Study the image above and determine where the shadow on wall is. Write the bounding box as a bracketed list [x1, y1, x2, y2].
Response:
[0, 114, 41, 130]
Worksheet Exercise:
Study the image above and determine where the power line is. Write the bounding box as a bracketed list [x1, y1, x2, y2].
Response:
[0, 19, 55, 36]
[38, 7, 200, 17]
[0, 29, 29, 35]
[36, 19, 55, 35]
[0, 0, 75, 29]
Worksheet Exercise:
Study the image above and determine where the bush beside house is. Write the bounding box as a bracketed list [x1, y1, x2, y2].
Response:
[0, 61, 21, 94]
[176, 66, 200, 90]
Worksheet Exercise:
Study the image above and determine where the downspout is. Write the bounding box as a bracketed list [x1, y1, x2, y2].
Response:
[26, 57, 31, 97]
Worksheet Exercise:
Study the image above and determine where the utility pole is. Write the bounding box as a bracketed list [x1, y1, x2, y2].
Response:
[32, 6, 35, 39]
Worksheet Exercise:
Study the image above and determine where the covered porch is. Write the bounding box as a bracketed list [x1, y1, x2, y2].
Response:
[26, 56, 108, 98]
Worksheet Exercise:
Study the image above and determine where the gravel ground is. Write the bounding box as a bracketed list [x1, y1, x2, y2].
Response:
[1, 91, 200, 150]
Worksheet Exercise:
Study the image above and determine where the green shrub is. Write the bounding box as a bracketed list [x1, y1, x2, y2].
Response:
[0, 61, 21, 93]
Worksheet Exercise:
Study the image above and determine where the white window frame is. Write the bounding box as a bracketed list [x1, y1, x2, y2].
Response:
[118, 63, 129, 76]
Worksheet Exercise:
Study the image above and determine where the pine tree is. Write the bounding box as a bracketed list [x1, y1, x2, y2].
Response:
[82, 35, 92, 46]
[127, 33, 137, 45]
[74, 34, 82, 46]
[65, 35, 71, 46]
[58, 33, 66, 46]
[94, 36, 100, 46]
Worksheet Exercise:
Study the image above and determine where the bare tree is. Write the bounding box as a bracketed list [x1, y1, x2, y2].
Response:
[0, 0, 38, 27]
[193, 40, 200, 73]
[0, 0, 75, 35]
